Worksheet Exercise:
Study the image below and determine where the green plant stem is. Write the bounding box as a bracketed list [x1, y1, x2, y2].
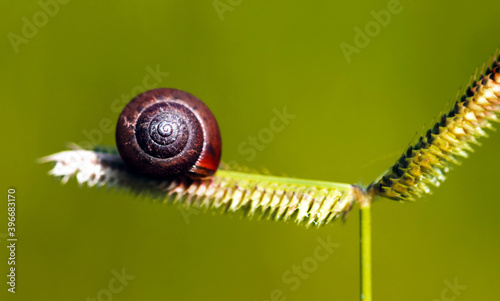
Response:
[360, 201, 372, 301]
[216, 170, 353, 190]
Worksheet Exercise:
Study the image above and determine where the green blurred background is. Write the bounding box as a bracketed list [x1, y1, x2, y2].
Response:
[1, 0, 499, 300]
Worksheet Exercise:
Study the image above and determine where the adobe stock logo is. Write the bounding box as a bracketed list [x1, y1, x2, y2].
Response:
[432, 278, 467, 301]
[87, 268, 135, 301]
[340, 0, 404, 63]
[256, 235, 340, 301]
[237, 107, 296, 162]
[7, 0, 71, 54]
[213, 0, 243, 21]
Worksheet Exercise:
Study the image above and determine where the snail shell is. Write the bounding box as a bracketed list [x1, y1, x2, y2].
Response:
[115, 88, 222, 178]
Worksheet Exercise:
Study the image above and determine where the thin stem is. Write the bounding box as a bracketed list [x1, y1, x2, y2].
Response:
[359, 199, 372, 301]
[216, 170, 353, 190]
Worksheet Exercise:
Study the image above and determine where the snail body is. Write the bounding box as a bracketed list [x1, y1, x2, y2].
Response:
[115, 88, 222, 178]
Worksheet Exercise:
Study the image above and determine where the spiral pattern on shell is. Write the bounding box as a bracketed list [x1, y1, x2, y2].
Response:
[115, 88, 222, 178]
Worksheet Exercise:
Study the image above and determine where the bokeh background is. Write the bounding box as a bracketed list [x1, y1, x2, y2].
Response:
[1, 1, 499, 300]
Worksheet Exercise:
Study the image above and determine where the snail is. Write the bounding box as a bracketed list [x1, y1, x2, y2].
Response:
[115, 88, 222, 179]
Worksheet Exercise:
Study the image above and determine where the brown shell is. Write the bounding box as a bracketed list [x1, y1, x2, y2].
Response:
[115, 88, 222, 178]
